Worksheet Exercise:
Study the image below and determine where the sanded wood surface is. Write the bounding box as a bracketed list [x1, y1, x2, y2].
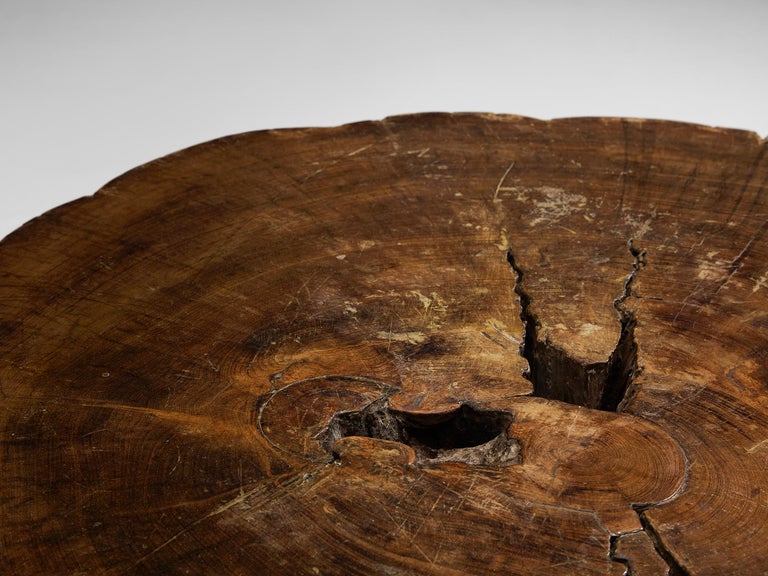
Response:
[1, 113, 767, 575]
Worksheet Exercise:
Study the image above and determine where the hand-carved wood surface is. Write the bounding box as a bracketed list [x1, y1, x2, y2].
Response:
[2, 113, 767, 575]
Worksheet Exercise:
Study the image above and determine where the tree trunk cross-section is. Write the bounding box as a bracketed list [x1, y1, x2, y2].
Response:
[1, 114, 767, 575]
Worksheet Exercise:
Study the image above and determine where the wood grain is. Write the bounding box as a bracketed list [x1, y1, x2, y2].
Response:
[1, 113, 767, 574]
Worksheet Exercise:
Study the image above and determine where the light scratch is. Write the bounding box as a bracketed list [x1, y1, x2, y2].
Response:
[168, 444, 182, 476]
[714, 235, 758, 296]
[410, 540, 436, 565]
[346, 144, 373, 157]
[201, 354, 219, 373]
[746, 439, 768, 454]
[488, 321, 521, 346]
[409, 488, 445, 543]
[133, 485, 265, 567]
[565, 410, 580, 440]
[304, 144, 375, 182]
[672, 278, 704, 324]
[449, 476, 476, 515]
[493, 162, 516, 201]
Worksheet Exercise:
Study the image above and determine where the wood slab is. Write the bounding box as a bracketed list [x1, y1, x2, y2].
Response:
[2, 113, 767, 574]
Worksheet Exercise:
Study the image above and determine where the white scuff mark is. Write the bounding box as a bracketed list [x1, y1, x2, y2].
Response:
[624, 207, 657, 240]
[509, 187, 529, 202]
[364, 289, 401, 300]
[495, 228, 509, 251]
[409, 290, 435, 310]
[358, 240, 376, 251]
[697, 261, 728, 282]
[407, 291, 448, 329]
[375, 331, 427, 345]
[335, 254, 346, 260]
[752, 272, 768, 293]
[577, 323, 604, 337]
[528, 187, 586, 226]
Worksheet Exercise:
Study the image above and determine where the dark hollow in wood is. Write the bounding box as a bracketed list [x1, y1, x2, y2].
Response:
[320, 401, 520, 466]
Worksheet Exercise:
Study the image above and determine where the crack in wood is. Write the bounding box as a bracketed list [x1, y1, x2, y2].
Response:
[635, 510, 691, 576]
[506, 241, 644, 412]
[507, 241, 689, 574]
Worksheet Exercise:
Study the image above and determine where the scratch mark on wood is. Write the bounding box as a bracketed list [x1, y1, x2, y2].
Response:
[673, 279, 705, 324]
[346, 144, 373, 157]
[746, 438, 768, 454]
[133, 485, 264, 567]
[493, 162, 516, 201]
[409, 488, 446, 544]
[480, 330, 507, 349]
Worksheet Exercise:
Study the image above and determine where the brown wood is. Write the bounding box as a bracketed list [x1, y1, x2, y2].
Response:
[1, 113, 767, 575]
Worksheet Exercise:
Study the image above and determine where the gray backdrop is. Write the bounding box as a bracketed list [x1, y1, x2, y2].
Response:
[2, 0, 766, 239]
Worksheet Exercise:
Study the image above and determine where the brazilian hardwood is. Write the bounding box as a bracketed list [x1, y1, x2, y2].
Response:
[2, 114, 767, 575]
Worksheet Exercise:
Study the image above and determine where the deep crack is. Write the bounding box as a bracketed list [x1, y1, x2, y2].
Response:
[608, 534, 632, 576]
[507, 241, 645, 411]
[636, 510, 690, 575]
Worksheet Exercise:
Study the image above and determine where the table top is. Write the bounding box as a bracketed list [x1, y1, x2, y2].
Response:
[2, 113, 767, 574]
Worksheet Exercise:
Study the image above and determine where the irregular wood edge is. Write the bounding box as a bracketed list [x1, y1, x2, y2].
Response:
[2, 112, 764, 249]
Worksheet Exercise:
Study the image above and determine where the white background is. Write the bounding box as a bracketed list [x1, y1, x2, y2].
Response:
[2, 0, 767, 240]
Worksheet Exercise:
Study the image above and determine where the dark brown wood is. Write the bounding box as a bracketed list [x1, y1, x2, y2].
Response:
[2, 113, 767, 575]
